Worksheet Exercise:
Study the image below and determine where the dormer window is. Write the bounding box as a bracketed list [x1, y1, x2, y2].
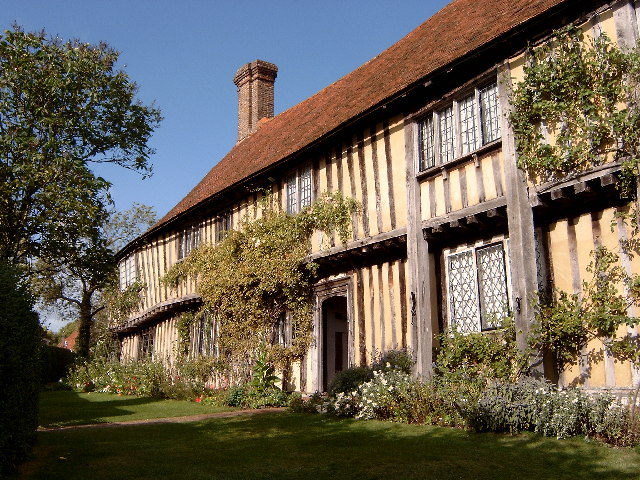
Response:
[118, 254, 137, 290]
[419, 82, 500, 172]
[177, 224, 201, 260]
[286, 165, 312, 214]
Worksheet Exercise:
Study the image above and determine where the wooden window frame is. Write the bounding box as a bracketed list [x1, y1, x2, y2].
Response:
[418, 81, 501, 172]
[286, 164, 313, 214]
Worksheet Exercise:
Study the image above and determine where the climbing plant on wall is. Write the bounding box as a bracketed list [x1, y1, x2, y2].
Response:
[510, 26, 640, 378]
[164, 191, 358, 377]
[510, 26, 640, 196]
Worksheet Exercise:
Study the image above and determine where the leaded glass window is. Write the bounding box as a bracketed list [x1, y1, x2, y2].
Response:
[286, 172, 298, 214]
[118, 255, 137, 290]
[178, 224, 201, 260]
[216, 210, 232, 243]
[439, 106, 456, 163]
[459, 94, 478, 155]
[448, 250, 480, 333]
[419, 116, 435, 170]
[476, 244, 509, 330]
[446, 242, 510, 333]
[417, 82, 501, 173]
[286, 165, 314, 214]
[140, 328, 155, 358]
[480, 83, 500, 144]
[299, 166, 312, 209]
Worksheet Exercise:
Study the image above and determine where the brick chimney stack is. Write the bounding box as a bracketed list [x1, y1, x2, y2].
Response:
[233, 60, 278, 142]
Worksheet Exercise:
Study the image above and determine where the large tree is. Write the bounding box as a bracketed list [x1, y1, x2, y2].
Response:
[0, 26, 161, 266]
[34, 204, 157, 357]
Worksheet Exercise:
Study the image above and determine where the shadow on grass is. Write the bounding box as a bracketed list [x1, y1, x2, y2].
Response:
[38, 390, 165, 428]
[22, 412, 640, 480]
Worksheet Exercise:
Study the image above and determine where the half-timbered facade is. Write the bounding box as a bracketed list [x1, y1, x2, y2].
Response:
[114, 0, 640, 395]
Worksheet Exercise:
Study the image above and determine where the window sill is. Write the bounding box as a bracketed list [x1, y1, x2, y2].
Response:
[416, 139, 501, 180]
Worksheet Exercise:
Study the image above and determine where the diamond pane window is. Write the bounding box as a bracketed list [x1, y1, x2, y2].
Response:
[459, 94, 478, 155]
[480, 83, 501, 144]
[476, 243, 509, 330]
[446, 242, 510, 333]
[448, 250, 480, 333]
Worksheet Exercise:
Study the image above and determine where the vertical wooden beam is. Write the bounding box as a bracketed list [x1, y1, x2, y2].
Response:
[498, 64, 541, 373]
[370, 126, 384, 234]
[383, 119, 397, 230]
[614, 0, 640, 51]
[404, 119, 432, 379]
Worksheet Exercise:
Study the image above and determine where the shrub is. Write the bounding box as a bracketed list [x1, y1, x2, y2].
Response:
[356, 369, 413, 420]
[327, 366, 373, 396]
[372, 349, 414, 374]
[0, 261, 41, 475]
[40, 345, 77, 384]
[469, 377, 640, 445]
[288, 392, 326, 414]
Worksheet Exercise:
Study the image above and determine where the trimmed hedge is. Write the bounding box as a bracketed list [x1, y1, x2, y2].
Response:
[0, 261, 41, 475]
[41, 345, 77, 384]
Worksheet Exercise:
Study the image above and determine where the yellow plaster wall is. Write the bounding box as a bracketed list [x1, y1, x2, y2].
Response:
[547, 207, 636, 388]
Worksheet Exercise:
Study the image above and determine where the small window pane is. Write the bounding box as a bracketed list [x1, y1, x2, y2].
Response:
[286, 172, 298, 214]
[477, 243, 509, 330]
[419, 116, 435, 170]
[459, 95, 478, 155]
[480, 84, 500, 144]
[439, 106, 455, 163]
[447, 250, 480, 333]
[299, 167, 312, 209]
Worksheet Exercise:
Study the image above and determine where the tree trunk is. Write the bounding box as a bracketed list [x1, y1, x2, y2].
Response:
[76, 293, 93, 358]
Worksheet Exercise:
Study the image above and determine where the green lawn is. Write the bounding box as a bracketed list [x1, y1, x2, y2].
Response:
[37, 390, 235, 428]
[17, 390, 640, 479]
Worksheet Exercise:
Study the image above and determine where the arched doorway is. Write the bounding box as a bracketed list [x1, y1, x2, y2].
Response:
[322, 296, 349, 391]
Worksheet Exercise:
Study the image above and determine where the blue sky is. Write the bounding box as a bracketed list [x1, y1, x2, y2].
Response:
[2, 1, 449, 330]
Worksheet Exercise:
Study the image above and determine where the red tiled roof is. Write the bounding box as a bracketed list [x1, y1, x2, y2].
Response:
[154, 0, 566, 231]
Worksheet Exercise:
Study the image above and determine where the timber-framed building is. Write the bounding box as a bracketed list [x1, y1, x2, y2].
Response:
[114, 0, 640, 395]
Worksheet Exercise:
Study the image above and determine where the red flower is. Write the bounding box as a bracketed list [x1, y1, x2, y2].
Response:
[195, 397, 202, 403]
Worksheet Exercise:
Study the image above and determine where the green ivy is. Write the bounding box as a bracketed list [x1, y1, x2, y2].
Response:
[510, 26, 640, 196]
[176, 312, 196, 359]
[530, 246, 640, 373]
[103, 279, 146, 326]
[164, 191, 359, 378]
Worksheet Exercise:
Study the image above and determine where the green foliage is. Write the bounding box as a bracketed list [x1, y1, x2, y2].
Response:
[328, 366, 374, 396]
[372, 348, 414, 374]
[0, 26, 161, 266]
[164, 191, 358, 377]
[530, 246, 640, 373]
[470, 377, 639, 446]
[435, 319, 526, 386]
[176, 312, 196, 359]
[510, 26, 640, 195]
[250, 351, 280, 393]
[0, 261, 40, 475]
[103, 279, 146, 326]
[40, 345, 77, 383]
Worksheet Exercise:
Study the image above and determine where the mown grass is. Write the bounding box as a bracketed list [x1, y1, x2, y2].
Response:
[38, 390, 235, 428]
[17, 390, 640, 479]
